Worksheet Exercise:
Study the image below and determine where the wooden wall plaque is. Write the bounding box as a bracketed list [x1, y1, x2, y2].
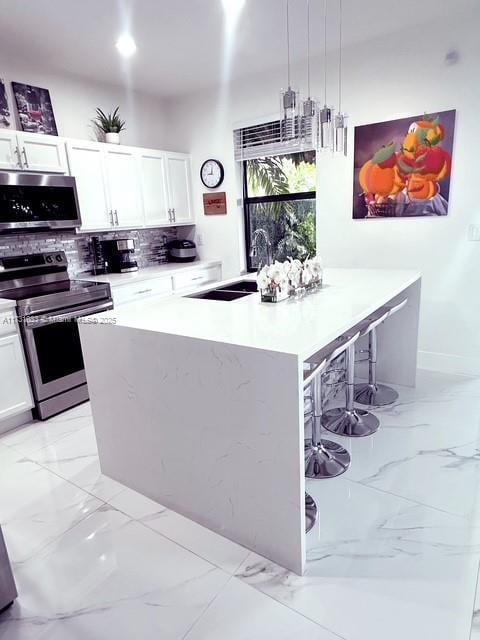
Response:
[203, 192, 227, 215]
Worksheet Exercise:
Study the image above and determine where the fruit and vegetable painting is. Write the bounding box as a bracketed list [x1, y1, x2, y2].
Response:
[353, 110, 455, 218]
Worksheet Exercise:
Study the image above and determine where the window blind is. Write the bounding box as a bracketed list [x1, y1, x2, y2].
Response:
[233, 116, 315, 161]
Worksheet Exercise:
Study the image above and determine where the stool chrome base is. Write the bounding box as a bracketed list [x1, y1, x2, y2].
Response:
[305, 439, 351, 479]
[354, 382, 398, 407]
[305, 492, 318, 533]
[321, 408, 380, 438]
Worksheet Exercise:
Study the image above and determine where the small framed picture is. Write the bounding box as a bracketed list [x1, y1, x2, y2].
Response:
[12, 82, 58, 135]
[0, 79, 11, 128]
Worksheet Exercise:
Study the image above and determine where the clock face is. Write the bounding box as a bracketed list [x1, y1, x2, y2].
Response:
[200, 159, 224, 189]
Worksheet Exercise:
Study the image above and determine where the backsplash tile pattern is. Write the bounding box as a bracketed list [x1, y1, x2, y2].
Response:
[0, 228, 178, 275]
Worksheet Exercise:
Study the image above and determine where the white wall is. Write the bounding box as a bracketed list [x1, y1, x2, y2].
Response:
[165, 6, 480, 376]
[0, 50, 171, 149]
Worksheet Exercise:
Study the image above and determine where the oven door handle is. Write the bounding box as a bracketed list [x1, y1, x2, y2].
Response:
[24, 301, 114, 328]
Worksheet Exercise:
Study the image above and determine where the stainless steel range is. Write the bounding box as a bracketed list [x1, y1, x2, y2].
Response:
[0, 252, 113, 420]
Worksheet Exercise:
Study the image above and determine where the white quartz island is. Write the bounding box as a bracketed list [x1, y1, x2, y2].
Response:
[79, 268, 421, 575]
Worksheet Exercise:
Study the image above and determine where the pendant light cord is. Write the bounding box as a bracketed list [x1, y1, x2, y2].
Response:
[306, 0, 311, 97]
[338, 0, 343, 112]
[323, 0, 327, 104]
[286, 0, 291, 87]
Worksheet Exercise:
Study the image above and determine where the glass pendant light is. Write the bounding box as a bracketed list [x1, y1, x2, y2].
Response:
[318, 0, 334, 151]
[334, 0, 348, 155]
[302, 0, 316, 119]
[280, 0, 299, 140]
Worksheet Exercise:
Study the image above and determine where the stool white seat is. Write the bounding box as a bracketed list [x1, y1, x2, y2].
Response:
[354, 298, 408, 407]
[303, 334, 357, 478]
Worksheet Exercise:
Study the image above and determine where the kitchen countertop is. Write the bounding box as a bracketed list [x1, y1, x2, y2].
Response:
[81, 259, 222, 287]
[80, 265, 421, 576]
[99, 267, 421, 360]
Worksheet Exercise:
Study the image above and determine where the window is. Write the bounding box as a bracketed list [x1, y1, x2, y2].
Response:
[243, 151, 316, 271]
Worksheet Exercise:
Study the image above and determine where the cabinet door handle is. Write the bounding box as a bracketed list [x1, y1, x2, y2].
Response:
[168, 208, 172, 222]
[191, 276, 202, 281]
[109, 210, 114, 225]
[114, 210, 119, 225]
[172, 208, 176, 222]
[21, 147, 28, 168]
[14, 146, 22, 168]
[136, 288, 153, 295]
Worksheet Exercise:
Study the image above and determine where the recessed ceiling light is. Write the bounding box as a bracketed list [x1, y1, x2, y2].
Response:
[115, 34, 137, 58]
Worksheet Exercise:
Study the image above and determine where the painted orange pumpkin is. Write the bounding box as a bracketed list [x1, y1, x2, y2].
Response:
[407, 176, 439, 200]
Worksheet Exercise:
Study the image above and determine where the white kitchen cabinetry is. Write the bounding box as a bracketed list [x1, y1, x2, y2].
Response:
[0, 312, 33, 422]
[172, 265, 222, 291]
[0, 131, 21, 170]
[137, 149, 170, 227]
[165, 152, 194, 224]
[17, 133, 68, 173]
[66, 140, 112, 230]
[0, 131, 67, 173]
[111, 276, 173, 306]
[103, 146, 144, 229]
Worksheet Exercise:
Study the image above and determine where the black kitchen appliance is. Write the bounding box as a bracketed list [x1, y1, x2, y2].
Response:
[100, 239, 138, 273]
[0, 252, 113, 420]
[0, 172, 81, 232]
[167, 239, 197, 263]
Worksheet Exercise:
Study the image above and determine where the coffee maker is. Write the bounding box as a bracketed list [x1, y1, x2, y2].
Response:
[100, 239, 138, 273]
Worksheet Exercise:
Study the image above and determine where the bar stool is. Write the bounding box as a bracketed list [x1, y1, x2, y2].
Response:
[354, 299, 408, 406]
[321, 332, 380, 438]
[303, 333, 358, 478]
[305, 492, 317, 533]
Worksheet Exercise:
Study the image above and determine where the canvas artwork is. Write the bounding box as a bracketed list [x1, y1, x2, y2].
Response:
[353, 109, 455, 218]
[0, 79, 11, 128]
[12, 82, 58, 135]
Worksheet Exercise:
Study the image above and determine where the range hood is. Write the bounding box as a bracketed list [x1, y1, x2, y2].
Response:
[0, 172, 82, 232]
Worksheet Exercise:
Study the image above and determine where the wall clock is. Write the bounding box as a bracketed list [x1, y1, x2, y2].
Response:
[200, 159, 224, 189]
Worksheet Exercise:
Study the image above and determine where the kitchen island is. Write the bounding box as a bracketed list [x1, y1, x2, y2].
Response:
[79, 268, 421, 575]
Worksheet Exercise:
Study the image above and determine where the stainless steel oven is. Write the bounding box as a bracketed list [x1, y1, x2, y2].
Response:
[0, 252, 112, 419]
[22, 300, 113, 413]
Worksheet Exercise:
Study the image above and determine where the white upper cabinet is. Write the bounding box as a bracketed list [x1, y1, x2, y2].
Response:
[137, 149, 170, 226]
[66, 140, 112, 230]
[103, 146, 144, 228]
[16, 133, 68, 173]
[165, 152, 194, 224]
[63, 136, 195, 232]
[0, 131, 21, 170]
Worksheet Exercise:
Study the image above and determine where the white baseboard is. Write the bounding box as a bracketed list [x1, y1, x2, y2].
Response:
[0, 410, 33, 436]
[418, 350, 480, 378]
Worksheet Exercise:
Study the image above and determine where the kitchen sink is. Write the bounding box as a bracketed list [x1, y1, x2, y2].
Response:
[216, 280, 258, 293]
[189, 289, 254, 301]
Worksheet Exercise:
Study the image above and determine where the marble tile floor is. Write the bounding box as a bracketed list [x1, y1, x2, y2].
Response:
[0, 369, 480, 639]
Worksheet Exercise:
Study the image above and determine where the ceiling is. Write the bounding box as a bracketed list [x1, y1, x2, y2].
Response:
[0, 0, 475, 98]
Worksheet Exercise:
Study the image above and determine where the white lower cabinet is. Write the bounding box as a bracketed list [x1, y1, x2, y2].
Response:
[112, 276, 173, 306]
[110, 265, 222, 306]
[172, 265, 222, 291]
[0, 316, 33, 421]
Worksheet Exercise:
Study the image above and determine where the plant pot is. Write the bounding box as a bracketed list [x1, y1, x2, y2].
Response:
[105, 132, 120, 144]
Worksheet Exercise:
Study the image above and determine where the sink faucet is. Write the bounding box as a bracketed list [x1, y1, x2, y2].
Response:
[249, 228, 273, 271]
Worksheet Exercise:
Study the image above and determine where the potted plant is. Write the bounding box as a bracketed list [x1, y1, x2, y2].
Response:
[94, 107, 126, 144]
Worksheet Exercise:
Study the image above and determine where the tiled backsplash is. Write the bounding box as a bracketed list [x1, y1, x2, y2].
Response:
[0, 227, 178, 275]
